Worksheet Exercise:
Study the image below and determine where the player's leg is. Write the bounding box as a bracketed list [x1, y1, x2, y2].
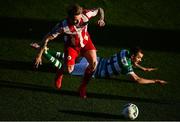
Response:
[47, 50, 64, 60]
[44, 49, 62, 70]
[55, 47, 78, 89]
[78, 40, 97, 98]
[30, 42, 64, 60]
[83, 50, 97, 82]
[79, 50, 97, 98]
[55, 65, 64, 89]
[30, 42, 64, 70]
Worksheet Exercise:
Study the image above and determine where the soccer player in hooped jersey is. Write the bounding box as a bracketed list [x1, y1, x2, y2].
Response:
[34, 4, 105, 98]
[32, 43, 167, 85]
[75, 47, 166, 84]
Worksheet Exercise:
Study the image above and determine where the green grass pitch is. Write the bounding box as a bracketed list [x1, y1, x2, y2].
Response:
[0, 0, 180, 120]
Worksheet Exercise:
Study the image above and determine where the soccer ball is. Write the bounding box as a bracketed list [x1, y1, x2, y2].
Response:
[121, 103, 139, 120]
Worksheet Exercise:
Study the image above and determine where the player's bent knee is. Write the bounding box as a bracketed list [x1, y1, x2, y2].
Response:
[90, 61, 98, 71]
[67, 68, 74, 74]
[67, 66, 74, 74]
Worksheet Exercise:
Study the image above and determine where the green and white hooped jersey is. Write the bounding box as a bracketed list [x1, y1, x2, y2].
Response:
[94, 49, 134, 78]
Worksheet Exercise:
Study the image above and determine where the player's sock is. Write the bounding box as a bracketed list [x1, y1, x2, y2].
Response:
[79, 67, 94, 99]
[48, 51, 64, 60]
[55, 67, 64, 89]
[44, 50, 62, 69]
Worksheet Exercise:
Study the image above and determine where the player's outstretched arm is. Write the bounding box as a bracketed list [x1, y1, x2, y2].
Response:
[128, 72, 167, 84]
[134, 63, 158, 72]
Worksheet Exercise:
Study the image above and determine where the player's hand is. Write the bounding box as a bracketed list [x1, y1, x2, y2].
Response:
[97, 19, 105, 27]
[34, 55, 42, 68]
[145, 68, 158, 71]
[155, 80, 167, 84]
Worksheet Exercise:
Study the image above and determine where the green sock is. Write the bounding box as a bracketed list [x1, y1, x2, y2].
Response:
[48, 50, 64, 60]
[44, 50, 62, 69]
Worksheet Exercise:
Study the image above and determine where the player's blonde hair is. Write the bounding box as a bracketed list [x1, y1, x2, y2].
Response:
[67, 4, 83, 17]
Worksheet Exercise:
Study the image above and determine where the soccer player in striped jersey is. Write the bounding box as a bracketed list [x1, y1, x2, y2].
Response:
[31, 43, 167, 85]
[34, 4, 105, 98]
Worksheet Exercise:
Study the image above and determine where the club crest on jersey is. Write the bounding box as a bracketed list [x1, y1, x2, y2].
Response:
[67, 56, 72, 60]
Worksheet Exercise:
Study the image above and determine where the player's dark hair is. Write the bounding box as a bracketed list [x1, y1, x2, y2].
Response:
[67, 4, 83, 17]
[130, 46, 143, 56]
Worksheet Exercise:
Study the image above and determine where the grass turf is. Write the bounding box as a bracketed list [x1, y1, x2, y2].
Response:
[0, 38, 180, 120]
[0, 0, 180, 120]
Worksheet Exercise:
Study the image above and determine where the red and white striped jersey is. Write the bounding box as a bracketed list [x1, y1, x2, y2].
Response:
[49, 9, 99, 48]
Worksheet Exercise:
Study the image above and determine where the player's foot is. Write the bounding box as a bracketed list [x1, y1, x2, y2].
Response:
[78, 83, 87, 99]
[55, 70, 63, 89]
[30, 42, 49, 53]
[30, 42, 40, 49]
[55, 75, 63, 89]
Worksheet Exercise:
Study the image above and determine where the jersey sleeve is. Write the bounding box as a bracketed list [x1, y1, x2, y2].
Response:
[120, 49, 134, 75]
[48, 22, 63, 38]
[125, 66, 134, 75]
[84, 8, 99, 19]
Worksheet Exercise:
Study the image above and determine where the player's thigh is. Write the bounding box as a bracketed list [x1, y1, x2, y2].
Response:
[64, 47, 79, 73]
[83, 50, 98, 71]
[83, 50, 97, 63]
[81, 40, 97, 64]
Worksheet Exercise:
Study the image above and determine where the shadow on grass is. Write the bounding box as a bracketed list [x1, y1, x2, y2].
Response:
[0, 79, 179, 105]
[0, 59, 136, 84]
[58, 109, 124, 120]
[0, 59, 56, 73]
[98, 77, 134, 83]
[0, 16, 180, 52]
[0, 79, 78, 96]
